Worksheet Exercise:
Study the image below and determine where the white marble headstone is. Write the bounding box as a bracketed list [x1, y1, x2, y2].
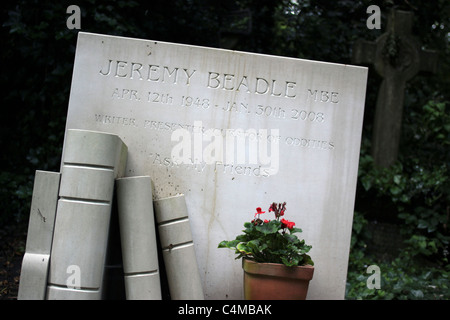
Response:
[63, 32, 367, 299]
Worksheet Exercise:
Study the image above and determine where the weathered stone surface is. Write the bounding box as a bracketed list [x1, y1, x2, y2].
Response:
[116, 176, 161, 300]
[48, 129, 127, 299]
[18, 171, 60, 300]
[154, 195, 204, 300]
[353, 9, 438, 167]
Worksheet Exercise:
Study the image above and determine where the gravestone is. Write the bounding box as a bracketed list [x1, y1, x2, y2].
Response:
[353, 9, 438, 167]
[62, 32, 368, 299]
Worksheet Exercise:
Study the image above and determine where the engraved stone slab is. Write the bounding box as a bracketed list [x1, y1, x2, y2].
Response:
[18, 171, 60, 300]
[64, 32, 368, 299]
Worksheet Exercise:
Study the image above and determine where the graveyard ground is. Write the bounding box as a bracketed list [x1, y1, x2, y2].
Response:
[0, 223, 26, 299]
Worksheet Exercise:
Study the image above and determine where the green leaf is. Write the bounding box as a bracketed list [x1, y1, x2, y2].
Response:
[284, 234, 300, 244]
[236, 243, 253, 255]
[218, 239, 240, 249]
[390, 186, 401, 195]
[361, 177, 372, 191]
[302, 254, 314, 266]
[289, 227, 303, 234]
[281, 256, 298, 267]
[235, 234, 248, 242]
[243, 222, 253, 228]
[247, 239, 260, 250]
[256, 221, 279, 235]
[218, 240, 228, 248]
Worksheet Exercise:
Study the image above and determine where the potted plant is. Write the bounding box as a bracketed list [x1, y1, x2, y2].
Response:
[218, 202, 314, 300]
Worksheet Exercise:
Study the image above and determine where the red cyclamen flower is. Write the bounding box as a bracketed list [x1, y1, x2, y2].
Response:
[254, 207, 265, 217]
[281, 218, 295, 230]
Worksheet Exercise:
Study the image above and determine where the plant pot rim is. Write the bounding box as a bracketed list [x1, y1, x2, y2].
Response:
[242, 258, 314, 280]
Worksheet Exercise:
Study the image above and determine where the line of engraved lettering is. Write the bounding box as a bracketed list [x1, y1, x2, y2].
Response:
[206, 72, 297, 98]
[290, 109, 325, 122]
[143, 119, 331, 153]
[150, 153, 208, 173]
[214, 162, 272, 178]
[284, 137, 335, 150]
[147, 92, 173, 104]
[149, 150, 272, 178]
[143, 120, 205, 134]
[112, 87, 140, 101]
[145, 120, 275, 145]
[94, 114, 138, 127]
[255, 104, 286, 119]
[218, 100, 250, 114]
[307, 89, 339, 103]
[180, 96, 210, 109]
[98, 59, 196, 85]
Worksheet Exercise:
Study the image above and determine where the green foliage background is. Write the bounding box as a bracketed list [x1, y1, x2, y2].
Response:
[1, 0, 449, 299]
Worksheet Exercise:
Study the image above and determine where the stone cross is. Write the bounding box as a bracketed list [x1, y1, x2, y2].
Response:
[353, 9, 438, 167]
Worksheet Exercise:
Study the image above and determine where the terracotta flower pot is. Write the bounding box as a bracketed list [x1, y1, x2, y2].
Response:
[242, 258, 314, 300]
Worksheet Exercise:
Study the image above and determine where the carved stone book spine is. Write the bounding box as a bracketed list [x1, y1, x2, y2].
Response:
[18, 171, 61, 300]
[153, 195, 204, 300]
[46, 129, 127, 299]
[116, 176, 162, 300]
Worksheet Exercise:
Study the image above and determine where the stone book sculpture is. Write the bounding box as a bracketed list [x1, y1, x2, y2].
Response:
[153, 195, 204, 300]
[18, 171, 60, 300]
[116, 176, 162, 300]
[46, 129, 127, 299]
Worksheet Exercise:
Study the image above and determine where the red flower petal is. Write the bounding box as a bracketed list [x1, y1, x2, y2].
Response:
[255, 207, 265, 215]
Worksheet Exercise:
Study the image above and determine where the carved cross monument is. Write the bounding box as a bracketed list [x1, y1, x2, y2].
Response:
[353, 10, 438, 167]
